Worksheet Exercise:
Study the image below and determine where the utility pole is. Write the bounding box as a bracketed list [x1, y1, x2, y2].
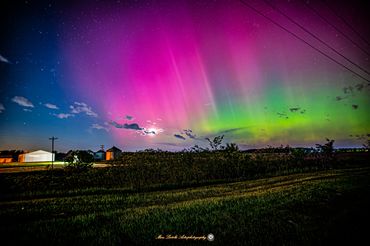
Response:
[49, 137, 58, 171]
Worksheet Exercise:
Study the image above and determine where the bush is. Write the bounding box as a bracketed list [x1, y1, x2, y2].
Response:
[64, 150, 94, 171]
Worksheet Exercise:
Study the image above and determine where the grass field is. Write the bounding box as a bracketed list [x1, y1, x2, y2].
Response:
[0, 162, 66, 174]
[1, 166, 369, 245]
[0, 161, 65, 167]
[0, 162, 110, 173]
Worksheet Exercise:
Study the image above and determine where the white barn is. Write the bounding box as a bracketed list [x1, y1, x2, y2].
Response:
[18, 150, 55, 163]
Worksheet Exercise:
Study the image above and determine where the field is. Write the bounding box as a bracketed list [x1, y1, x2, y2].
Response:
[0, 162, 108, 173]
[0, 162, 63, 174]
[1, 162, 369, 245]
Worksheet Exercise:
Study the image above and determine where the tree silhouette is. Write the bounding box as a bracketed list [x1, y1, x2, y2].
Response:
[363, 139, 370, 151]
[316, 138, 335, 154]
[224, 143, 239, 152]
[205, 135, 224, 151]
[65, 150, 94, 170]
[315, 138, 336, 168]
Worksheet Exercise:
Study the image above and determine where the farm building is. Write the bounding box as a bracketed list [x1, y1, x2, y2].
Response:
[94, 150, 106, 161]
[106, 146, 122, 160]
[18, 150, 54, 163]
[0, 156, 13, 163]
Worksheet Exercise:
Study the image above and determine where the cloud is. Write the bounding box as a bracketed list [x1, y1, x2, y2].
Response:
[12, 96, 34, 108]
[0, 103, 4, 113]
[126, 115, 134, 120]
[335, 96, 348, 101]
[201, 127, 252, 140]
[44, 103, 59, 109]
[144, 130, 156, 135]
[277, 112, 288, 119]
[355, 83, 364, 91]
[197, 127, 251, 141]
[124, 123, 144, 130]
[289, 107, 300, 112]
[219, 128, 246, 134]
[183, 129, 196, 139]
[109, 121, 125, 128]
[23, 108, 32, 112]
[70, 102, 98, 117]
[157, 142, 181, 147]
[109, 120, 164, 136]
[174, 134, 186, 140]
[91, 123, 109, 131]
[109, 121, 124, 128]
[343, 86, 354, 94]
[109, 121, 144, 130]
[54, 113, 74, 119]
[0, 54, 10, 64]
[349, 133, 368, 140]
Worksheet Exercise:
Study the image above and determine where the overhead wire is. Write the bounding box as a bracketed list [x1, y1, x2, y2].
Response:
[238, 0, 370, 83]
[302, 0, 370, 57]
[321, 0, 370, 47]
[263, 0, 370, 76]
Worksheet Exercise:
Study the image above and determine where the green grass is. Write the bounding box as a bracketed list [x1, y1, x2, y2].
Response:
[1, 167, 369, 245]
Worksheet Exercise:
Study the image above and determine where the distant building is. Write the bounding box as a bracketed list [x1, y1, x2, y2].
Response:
[0, 155, 13, 163]
[106, 146, 122, 160]
[94, 150, 106, 161]
[0, 150, 24, 163]
[18, 150, 54, 163]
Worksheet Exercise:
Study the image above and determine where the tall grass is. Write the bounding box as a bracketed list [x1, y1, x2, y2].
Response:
[0, 150, 368, 198]
[1, 167, 369, 245]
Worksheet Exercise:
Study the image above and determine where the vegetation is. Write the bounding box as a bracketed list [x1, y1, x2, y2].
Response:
[0, 138, 368, 194]
[0, 137, 369, 245]
[363, 139, 370, 151]
[0, 150, 24, 162]
[64, 150, 94, 170]
[0, 167, 369, 245]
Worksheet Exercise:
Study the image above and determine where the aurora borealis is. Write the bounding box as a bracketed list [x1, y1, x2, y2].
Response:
[0, 0, 369, 152]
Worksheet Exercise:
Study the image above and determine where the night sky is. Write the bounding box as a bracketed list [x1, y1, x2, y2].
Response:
[0, 0, 369, 152]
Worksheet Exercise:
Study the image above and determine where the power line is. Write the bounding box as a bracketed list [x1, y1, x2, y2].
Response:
[49, 136, 58, 172]
[238, 0, 370, 83]
[263, 0, 370, 77]
[303, 0, 370, 57]
[322, 0, 370, 47]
